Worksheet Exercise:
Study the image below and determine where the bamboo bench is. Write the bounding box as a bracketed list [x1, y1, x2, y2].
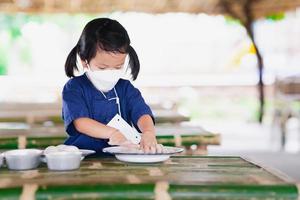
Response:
[0, 124, 220, 154]
[0, 103, 189, 124]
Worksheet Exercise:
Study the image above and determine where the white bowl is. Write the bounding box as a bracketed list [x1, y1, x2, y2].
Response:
[4, 149, 42, 170]
[103, 146, 184, 163]
[115, 154, 170, 163]
[45, 152, 83, 171]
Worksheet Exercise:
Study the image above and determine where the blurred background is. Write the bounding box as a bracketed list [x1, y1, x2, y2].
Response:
[1, 0, 300, 180]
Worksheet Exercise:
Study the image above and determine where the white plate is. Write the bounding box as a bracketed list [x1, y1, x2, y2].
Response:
[103, 146, 184, 163]
[103, 146, 184, 155]
[41, 149, 95, 163]
[79, 149, 96, 157]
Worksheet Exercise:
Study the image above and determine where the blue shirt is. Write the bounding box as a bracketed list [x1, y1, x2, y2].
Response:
[62, 73, 154, 155]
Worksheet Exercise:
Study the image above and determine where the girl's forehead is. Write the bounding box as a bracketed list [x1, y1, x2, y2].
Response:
[92, 50, 127, 65]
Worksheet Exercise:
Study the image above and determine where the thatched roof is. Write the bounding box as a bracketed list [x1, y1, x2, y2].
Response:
[0, 0, 300, 20]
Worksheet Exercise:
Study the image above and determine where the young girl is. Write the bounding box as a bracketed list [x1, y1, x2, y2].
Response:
[62, 18, 162, 155]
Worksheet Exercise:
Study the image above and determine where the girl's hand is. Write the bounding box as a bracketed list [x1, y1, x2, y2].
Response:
[140, 131, 163, 154]
[108, 129, 129, 146]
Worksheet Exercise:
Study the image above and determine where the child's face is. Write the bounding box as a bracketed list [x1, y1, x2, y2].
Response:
[83, 49, 127, 71]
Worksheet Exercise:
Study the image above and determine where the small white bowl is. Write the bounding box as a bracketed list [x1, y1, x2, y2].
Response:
[4, 149, 42, 170]
[45, 152, 83, 171]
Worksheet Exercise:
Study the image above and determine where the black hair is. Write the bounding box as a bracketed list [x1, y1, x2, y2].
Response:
[65, 18, 140, 80]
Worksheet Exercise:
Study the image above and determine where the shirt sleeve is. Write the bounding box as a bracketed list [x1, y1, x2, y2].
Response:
[125, 81, 155, 131]
[62, 79, 90, 134]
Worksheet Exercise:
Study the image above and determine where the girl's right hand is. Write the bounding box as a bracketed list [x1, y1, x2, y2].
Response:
[108, 129, 140, 149]
[108, 129, 127, 145]
[108, 129, 138, 148]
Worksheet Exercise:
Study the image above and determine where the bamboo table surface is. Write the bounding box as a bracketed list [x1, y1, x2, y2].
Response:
[0, 156, 298, 200]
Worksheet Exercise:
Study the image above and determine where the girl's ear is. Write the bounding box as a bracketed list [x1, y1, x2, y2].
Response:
[81, 60, 88, 69]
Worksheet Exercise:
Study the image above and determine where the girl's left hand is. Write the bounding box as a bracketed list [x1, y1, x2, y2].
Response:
[140, 131, 163, 154]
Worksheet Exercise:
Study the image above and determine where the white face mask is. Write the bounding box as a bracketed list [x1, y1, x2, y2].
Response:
[86, 55, 129, 92]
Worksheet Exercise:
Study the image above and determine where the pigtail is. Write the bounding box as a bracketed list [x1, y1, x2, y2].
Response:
[128, 45, 140, 80]
[65, 45, 78, 78]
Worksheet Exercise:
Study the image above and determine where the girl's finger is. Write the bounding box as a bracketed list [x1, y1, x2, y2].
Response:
[156, 144, 163, 154]
[151, 146, 156, 154]
[143, 145, 150, 154]
[108, 139, 115, 145]
[117, 137, 127, 145]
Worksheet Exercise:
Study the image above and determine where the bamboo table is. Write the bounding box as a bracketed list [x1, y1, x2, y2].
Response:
[0, 156, 297, 199]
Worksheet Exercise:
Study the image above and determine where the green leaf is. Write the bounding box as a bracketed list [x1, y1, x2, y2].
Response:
[266, 13, 285, 21]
